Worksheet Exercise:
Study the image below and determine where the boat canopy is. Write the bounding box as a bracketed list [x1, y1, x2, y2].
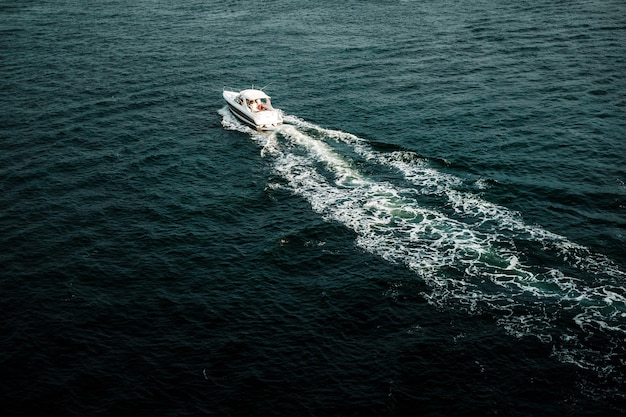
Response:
[240, 89, 271, 100]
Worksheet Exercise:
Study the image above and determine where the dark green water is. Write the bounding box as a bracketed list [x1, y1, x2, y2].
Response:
[2, 1, 625, 415]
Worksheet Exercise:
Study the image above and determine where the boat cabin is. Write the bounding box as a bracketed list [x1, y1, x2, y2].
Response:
[236, 89, 274, 112]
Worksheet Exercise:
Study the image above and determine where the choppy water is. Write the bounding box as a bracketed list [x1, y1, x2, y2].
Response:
[2, 1, 625, 416]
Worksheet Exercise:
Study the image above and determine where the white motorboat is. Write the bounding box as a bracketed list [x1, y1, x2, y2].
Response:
[223, 88, 283, 130]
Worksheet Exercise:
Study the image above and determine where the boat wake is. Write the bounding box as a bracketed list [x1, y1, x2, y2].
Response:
[220, 107, 626, 387]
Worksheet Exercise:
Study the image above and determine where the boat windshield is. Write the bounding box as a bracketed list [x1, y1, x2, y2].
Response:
[247, 97, 272, 111]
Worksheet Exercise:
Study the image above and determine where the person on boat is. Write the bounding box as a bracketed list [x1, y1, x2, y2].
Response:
[248, 99, 258, 111]
[256, 99, 265, 111]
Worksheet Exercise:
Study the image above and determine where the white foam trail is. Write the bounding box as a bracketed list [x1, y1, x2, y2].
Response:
[285, 115, 625, 279]
[223, 110, 626, 380]
[275, 123, 552, 292]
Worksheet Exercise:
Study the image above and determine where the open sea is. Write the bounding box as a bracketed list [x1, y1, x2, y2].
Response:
[2, 0, 626, 415]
